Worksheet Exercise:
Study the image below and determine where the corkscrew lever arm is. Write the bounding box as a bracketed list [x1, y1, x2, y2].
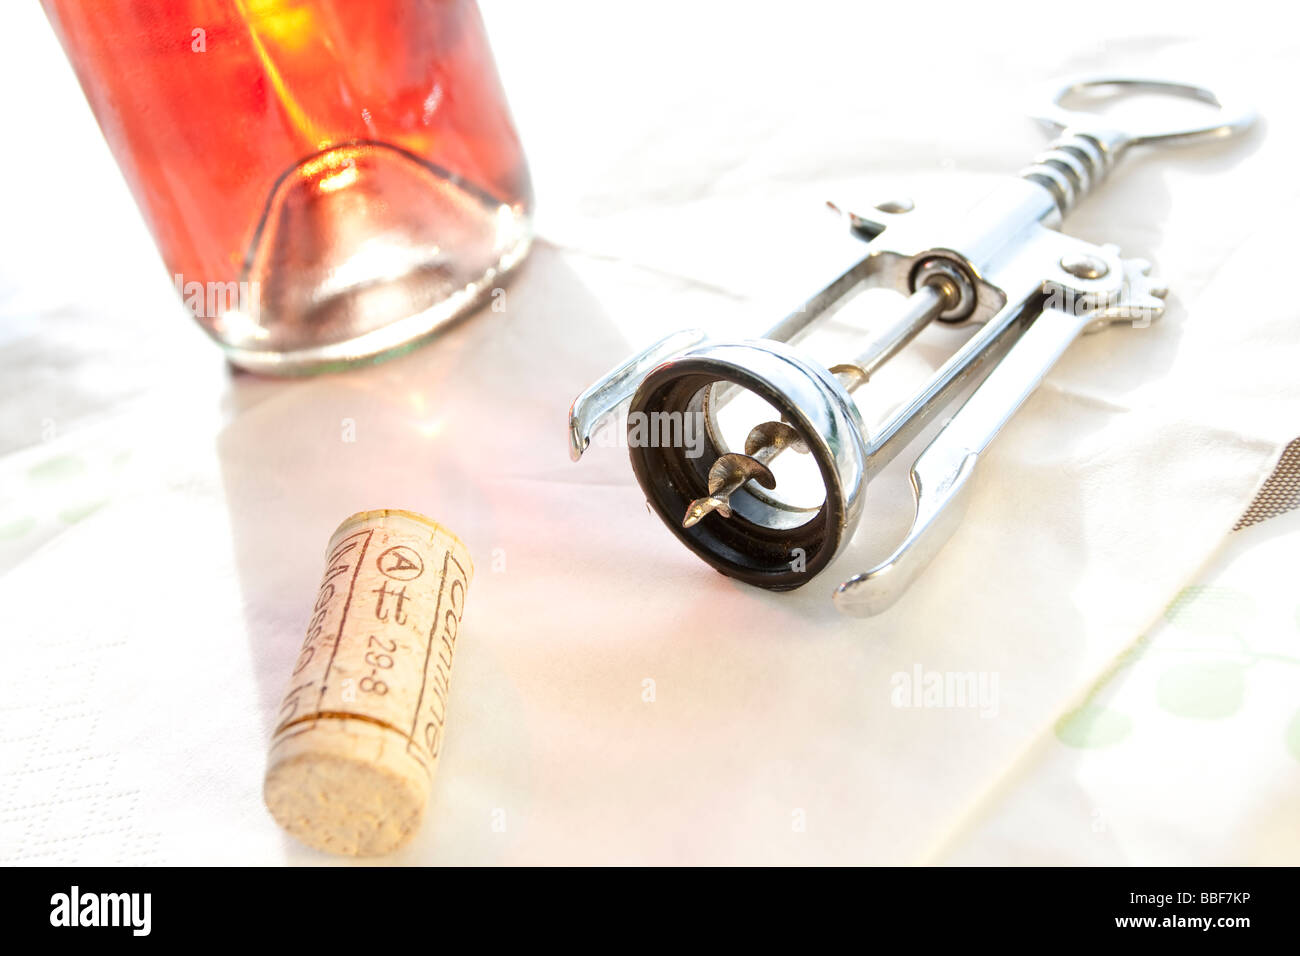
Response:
[835, 259, 1171, 616]
[832, 77, 1248, 615]
[833, 304, 1097, 616]
[568, 328, 709, 461]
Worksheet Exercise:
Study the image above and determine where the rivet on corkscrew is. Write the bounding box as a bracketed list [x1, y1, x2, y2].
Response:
[567, 77, 1254, 615]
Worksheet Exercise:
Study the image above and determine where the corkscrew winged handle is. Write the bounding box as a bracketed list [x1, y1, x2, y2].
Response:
[834, 259, 1168, 615]
[831, 79, 1248, 614]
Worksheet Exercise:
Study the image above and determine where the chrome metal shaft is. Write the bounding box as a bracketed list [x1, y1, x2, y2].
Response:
[682, 282, 950, 527]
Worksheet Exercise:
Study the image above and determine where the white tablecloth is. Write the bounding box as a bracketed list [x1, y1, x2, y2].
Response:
[2, 0, 1298, 865]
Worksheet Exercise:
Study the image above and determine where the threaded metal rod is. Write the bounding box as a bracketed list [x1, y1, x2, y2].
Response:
[1020, 130, 1119, 217]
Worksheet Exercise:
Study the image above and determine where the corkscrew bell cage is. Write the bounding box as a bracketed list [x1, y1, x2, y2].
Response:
[568, 78, 1255, 616]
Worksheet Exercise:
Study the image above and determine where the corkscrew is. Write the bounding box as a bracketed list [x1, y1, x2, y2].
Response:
[567, 77, 1255, 615]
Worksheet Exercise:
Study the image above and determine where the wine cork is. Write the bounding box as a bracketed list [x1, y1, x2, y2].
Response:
[264, 509, 473, 856]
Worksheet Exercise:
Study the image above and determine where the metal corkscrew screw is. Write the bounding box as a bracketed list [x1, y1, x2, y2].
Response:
[567, 77, 1255, 615]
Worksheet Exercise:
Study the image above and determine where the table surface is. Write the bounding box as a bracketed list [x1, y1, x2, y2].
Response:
[1, 0, 1298, 865]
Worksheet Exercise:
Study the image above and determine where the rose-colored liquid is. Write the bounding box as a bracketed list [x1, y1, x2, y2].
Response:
[42, 0, 532, 371]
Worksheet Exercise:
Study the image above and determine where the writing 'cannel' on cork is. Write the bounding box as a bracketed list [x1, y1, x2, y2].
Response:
[264, 509, 473, 856]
